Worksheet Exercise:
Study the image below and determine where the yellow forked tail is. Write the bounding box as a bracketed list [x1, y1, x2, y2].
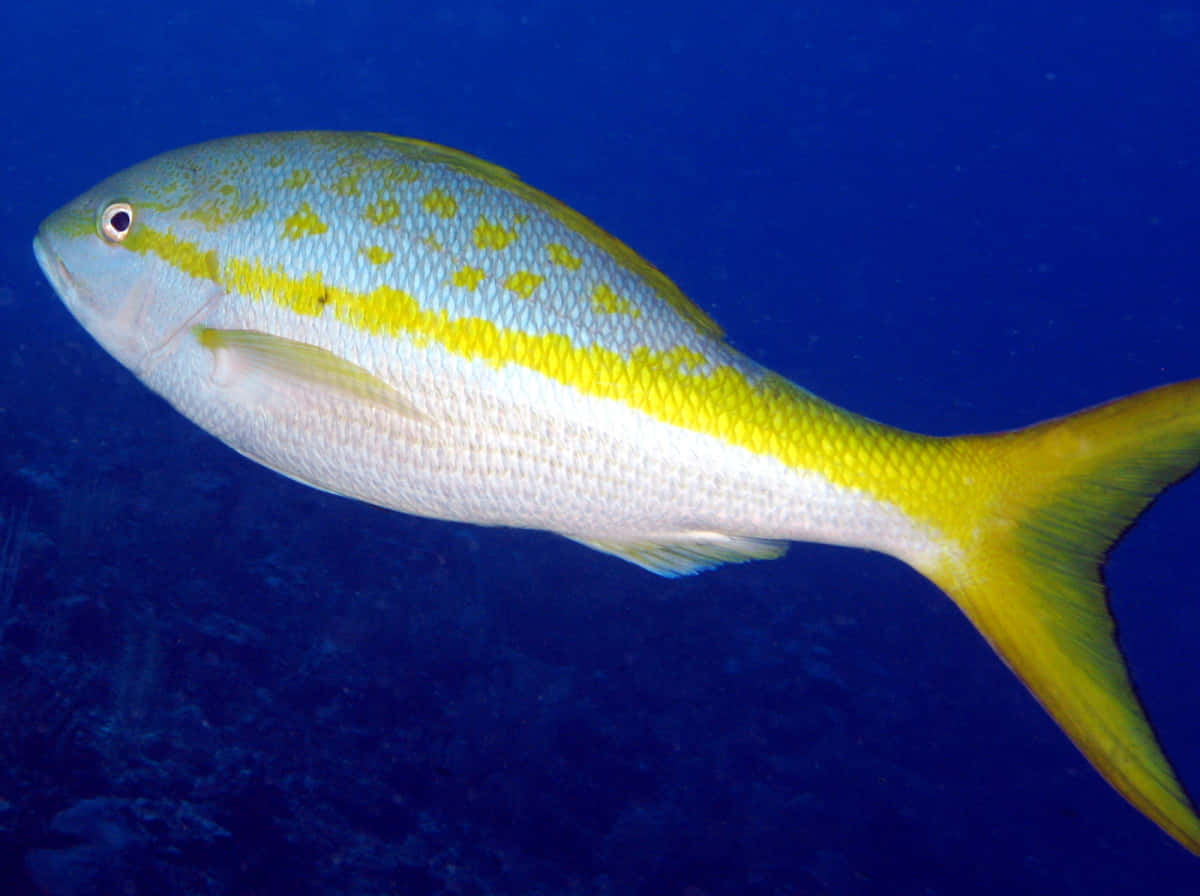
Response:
[923, 379, 1200, 854]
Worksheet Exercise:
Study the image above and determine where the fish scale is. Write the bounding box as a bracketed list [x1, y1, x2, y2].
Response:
[209, 134, 713, 357]
[33, 130, 1200, 854]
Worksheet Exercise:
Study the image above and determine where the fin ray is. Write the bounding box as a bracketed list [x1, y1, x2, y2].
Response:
[574, 533, 789, 577]
[927, 380, 1200, 853]
[194, 327, 426, 420]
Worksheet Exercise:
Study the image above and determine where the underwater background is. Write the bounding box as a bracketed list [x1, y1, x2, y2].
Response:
[3, 1, 1200, 893]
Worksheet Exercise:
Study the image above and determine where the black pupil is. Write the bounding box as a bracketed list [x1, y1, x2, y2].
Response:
[109, 209, 130, 232]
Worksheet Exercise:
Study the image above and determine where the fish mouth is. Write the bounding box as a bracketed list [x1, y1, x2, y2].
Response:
[33, 224, 222, 377]
[33, 227, 101, 341]
[32, 226, 154, 368]
[32, 230, 75, 302]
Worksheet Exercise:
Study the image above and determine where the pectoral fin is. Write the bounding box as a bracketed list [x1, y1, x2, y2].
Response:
[194, 327, 426, 421]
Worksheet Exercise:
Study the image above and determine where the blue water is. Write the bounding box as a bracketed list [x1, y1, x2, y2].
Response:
[3, 2, 1200, 893]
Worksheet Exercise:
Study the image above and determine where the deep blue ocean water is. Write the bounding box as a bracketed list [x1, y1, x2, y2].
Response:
[3, 2, 1200, 893]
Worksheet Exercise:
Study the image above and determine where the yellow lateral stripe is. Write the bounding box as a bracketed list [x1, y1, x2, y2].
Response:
[123, 226, 221, 283]
[218, 255, 953, 517]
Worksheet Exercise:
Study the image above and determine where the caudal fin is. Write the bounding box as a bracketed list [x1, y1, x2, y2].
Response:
[924, 379, 1200, 854]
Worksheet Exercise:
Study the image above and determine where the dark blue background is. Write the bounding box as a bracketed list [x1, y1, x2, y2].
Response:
[2, 2, 1199, 893]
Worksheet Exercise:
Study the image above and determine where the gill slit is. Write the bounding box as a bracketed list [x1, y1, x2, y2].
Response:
[139, 285, 225, 378]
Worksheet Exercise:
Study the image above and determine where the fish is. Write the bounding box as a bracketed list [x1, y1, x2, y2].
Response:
[32, 130, 1200, 853]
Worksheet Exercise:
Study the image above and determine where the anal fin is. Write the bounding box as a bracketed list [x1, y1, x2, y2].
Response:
[572, 533, 789, 577]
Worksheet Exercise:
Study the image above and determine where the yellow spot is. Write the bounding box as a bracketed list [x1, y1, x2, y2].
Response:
[513, 212, 529, 225]
[332, 174, 362, 197]
[546, 243, 582, 270]
[362, 246, 394, 265]
[423, 234, 443, 252]
[369, 134, 723, 339]
[220, 160, 251, 179]
[180, 187, 267, 231]
[591, 283, 640, 317]
[503, 271, 544, 299]
[451, 266, 486, 290]
[142, 179, 190, 213]
[472, 216, 519, 251]
[283, 169, 312, 189]
[265, 154, 286, 168]
[364, 198, 401, 226]
[421, 188, 459, 219]
[281, 202, 328, 240]
[380, 163, 422, 187]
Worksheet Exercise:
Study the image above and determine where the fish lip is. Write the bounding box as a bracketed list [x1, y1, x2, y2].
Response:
[32, 229, 75, 300]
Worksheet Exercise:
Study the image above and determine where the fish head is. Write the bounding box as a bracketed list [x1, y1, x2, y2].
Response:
[33, 145, 226, 379]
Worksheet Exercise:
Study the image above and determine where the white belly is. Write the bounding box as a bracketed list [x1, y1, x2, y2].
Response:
[144, 316, 936, 570]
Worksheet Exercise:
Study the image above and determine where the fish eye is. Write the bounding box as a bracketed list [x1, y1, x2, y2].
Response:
[99, 202, 135, 243]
